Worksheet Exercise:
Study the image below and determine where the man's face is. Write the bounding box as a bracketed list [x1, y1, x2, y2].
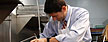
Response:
[49, 11, 64, 21]
[48, 6, 67, 21]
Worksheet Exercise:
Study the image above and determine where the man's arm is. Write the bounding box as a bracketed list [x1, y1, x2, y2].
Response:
[50, 37, 59, 42]
[31, 20, 58, 42]
[40, 20, 56, 38]
[30, 38, 47, 42]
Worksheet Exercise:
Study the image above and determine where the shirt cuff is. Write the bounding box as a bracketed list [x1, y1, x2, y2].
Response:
[55, 34, 66, 42]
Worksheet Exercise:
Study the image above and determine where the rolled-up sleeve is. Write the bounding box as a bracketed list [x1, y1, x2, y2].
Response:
[40, 21, 56, 38]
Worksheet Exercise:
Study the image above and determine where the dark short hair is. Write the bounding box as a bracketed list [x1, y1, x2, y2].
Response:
[44, 0, 66, 14]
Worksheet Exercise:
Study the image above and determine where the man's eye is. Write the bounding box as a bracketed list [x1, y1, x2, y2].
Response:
[52, 16, 56, 17]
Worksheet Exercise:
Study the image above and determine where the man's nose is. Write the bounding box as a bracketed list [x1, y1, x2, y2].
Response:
[52, 17, 56, 21]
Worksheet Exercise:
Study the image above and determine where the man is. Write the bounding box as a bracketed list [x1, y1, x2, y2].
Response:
[31, 0, 92, 42]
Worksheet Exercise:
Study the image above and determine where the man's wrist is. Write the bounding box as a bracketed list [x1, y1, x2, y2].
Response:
[39, 38, 47, 42]
[47, 38, 50, 42]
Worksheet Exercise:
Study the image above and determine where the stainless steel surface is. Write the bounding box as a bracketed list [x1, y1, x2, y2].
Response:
[0, 4, 17, 24]
[0, 0, 47, 42]
[20, 36, 36, 42]
[9, 15, 11, 42]
[36, 0, 41, 34]
[0, 16, 11, 42]
[16, 15, 32, 34]
[11, 14, 48, 42]
[0, 0, 22, 24]
[0, 21, 10, 42]
[17, 5, 44, 15]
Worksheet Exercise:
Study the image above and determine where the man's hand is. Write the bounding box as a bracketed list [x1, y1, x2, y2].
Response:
[30, 39, 38, 42]
[30, 38, 47, 42]
[50, 37, 59, 42]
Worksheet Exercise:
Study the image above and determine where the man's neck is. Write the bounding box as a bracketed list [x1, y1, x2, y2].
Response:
[62, 6, 68, 21]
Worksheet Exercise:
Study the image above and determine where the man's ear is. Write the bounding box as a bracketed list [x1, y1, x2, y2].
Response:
[62, 6, 67, 12]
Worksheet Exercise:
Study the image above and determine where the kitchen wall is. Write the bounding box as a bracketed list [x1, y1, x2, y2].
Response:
[65, 0, 108, 28]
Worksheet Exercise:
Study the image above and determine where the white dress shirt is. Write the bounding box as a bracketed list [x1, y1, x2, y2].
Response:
[40, 5, 92, 42]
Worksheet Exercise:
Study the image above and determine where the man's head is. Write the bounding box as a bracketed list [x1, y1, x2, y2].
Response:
[44, 0, 68, 21]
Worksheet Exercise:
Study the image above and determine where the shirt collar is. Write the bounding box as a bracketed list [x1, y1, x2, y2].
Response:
[64, 5, 71, 22]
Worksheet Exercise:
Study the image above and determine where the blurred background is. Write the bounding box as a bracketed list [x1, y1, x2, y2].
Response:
[0, 0, 108, 42]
